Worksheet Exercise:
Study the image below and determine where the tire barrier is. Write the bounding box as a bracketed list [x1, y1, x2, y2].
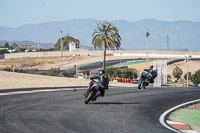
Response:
[110, 78, 134, 83]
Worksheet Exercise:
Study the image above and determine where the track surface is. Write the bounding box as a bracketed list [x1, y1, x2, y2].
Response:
[67, 59, 138, 71]
[78, 59, 135, 70]
[0, 87, 199, 133]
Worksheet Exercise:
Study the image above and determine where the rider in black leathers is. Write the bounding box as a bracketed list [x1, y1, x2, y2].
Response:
[84, 70, 109, 99]
[144, 65, 158, 83]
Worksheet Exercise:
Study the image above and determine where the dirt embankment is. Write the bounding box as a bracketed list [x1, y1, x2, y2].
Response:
[0, 70, 137, 90]
[0, 56, 199, 90]
[0, 56, 87, 70]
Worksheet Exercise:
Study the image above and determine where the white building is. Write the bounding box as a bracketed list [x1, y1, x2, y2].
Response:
[69, 42, 76, 51]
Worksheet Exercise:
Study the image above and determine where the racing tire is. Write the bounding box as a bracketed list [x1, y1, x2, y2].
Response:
[138, 80, 143, 89]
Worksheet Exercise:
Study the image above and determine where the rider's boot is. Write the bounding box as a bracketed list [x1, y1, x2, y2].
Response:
[92, 92, 101, 101]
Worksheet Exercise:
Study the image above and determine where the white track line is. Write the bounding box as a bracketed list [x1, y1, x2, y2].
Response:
[0, 88, 86, 96]
[0, 86, 118, 96]
[159, 99, 200, 133]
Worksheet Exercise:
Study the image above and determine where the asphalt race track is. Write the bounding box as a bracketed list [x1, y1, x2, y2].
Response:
[78, 59, 134, 70]
[0, 87, 200, 133]
[67, 59, 138, 71]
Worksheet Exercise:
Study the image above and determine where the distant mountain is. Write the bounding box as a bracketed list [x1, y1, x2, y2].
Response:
[0, 19, 200, 51]
[0, 40, 53, 49]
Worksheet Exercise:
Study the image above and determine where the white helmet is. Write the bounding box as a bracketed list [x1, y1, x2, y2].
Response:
[153, 67, 158, 72]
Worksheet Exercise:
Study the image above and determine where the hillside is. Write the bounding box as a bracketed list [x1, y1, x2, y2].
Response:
[0, 19, 200, 51]
[0, 40, 53, 49]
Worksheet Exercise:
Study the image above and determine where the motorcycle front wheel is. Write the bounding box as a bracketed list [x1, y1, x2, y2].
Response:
[84, 90, 95, 104]
[138, 80, 143, 89]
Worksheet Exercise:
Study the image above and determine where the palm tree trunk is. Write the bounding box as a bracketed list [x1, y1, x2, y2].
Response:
[103, 42, 106, 70]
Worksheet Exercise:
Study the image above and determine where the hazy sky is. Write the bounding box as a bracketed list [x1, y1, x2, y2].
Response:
[0, 0, 200, 27]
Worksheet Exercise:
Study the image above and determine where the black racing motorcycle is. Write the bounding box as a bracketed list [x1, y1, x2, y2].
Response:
[138, 72, 149, 89]
[84, 80, 100, 104]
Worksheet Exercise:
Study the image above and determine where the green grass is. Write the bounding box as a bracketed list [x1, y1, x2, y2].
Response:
[69, 58, 174, 69]
[169, 108, 200, 132]
[162, 83, 182, 87]
[110, 59, 157, 67]
[111, 59, 175, 68]
[66, 62, 98, 70]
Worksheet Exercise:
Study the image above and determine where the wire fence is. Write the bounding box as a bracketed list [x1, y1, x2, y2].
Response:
[153, 60, 167, 87]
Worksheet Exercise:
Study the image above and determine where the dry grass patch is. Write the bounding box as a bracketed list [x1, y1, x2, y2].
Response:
[0, 56, 87, 69]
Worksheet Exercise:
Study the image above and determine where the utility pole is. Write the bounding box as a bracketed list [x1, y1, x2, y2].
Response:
[67, 29, 69, 36]
[146, 32, 150, 69]
[60, 31, 63, 57]
[185, 55, 192, 87]
[37, 41, 40, 51]
[119, 48, 121, 65]
[166, 34, 169, 51]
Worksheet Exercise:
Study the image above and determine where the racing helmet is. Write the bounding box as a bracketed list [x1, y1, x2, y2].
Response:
[152, 66, 158, 72]
[98, 70, 105, 76]
[150, 65, 153, 69]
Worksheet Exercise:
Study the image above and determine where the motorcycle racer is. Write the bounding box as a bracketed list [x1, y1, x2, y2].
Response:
[84, 70, 109, 100]
[144, 65, 158, 83]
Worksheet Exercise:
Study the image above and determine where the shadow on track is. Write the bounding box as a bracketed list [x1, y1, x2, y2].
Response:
[91, 102, 140, 105]
[106, 90, 147, 97]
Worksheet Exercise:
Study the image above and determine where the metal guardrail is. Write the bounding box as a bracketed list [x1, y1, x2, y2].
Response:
[167, 58, 200, 65]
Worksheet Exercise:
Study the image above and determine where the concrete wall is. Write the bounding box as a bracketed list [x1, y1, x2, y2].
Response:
[0, 54, 5, 59]
[4, 50, 105, 59]
[3, 50, 200, 59]
[114, 50, 200, 55]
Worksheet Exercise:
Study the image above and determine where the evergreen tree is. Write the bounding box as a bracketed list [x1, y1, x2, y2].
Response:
[184, 72, 192, 80]
[4, 43, 9, 48]
[54, 36, 80, 50]
[191, 70, 200, 86]
[11, 43, 17, 50]
[172, 66, 183, 81]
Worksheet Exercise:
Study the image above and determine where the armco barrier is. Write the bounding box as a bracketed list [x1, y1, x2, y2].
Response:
[167, 58, 200, 65]
[111, 78, 133, 83]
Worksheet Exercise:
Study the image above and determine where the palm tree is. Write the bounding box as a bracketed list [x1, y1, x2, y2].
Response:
[92, 21, 121, 70]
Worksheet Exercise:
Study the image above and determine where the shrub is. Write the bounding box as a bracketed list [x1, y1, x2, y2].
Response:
[3, 67, 26, 73]
[167, 74, 171, 83]
[3, 67, 12, 72]
[47, 68, 60, 76]
[132, 69, 138, 79]
[172, 66, 183, 81]
[191, 70, 200, 86]
[105, 67, 116, 79]
[15, 69, 26, 73]
[105, 67, 138, 79]
[184, 72, 192, 80]
[113, 69, 122, 78]
[0, 49, 9, 54]
[121, 68, 135, 79]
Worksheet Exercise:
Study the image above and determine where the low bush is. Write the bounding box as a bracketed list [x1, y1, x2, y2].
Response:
[3, 67, 26, 73]
[105, 67, 138, 79]
[191, 70, 200, 86]
[47, 68, 60, 76]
